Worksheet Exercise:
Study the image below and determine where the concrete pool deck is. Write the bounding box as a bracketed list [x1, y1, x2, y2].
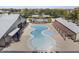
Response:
[2, 23, 79, 52]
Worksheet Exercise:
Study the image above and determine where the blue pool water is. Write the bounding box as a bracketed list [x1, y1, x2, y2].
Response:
[31, 25, 55, 51]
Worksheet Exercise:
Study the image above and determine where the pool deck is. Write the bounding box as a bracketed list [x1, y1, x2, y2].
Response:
[2, 23, 79, 52]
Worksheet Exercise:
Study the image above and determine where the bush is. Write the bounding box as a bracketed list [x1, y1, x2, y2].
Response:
[48, 17, 52, 23]
[28, 17, 32, 22]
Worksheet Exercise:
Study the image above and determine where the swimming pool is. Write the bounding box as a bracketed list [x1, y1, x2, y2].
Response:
[31, 25, 56, 51]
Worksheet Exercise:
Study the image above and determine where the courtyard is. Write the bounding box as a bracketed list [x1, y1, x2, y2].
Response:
[1, 21, 79, 52]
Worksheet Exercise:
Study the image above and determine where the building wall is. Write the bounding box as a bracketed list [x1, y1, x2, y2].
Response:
[0, 37, 5, 47]
[32, 17, 50, 23]
[53, 20, 76, 41]
[76, 33, 79, 41]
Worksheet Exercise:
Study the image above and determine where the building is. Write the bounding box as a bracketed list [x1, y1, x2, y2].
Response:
[31, 15, 51, 23]
[0, 10, 10, 14]
[0, 14, 27, 47]
[53, 18, 79, 42]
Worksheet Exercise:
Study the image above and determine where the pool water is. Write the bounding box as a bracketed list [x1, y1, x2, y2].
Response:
[31, 25, 55, 51]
